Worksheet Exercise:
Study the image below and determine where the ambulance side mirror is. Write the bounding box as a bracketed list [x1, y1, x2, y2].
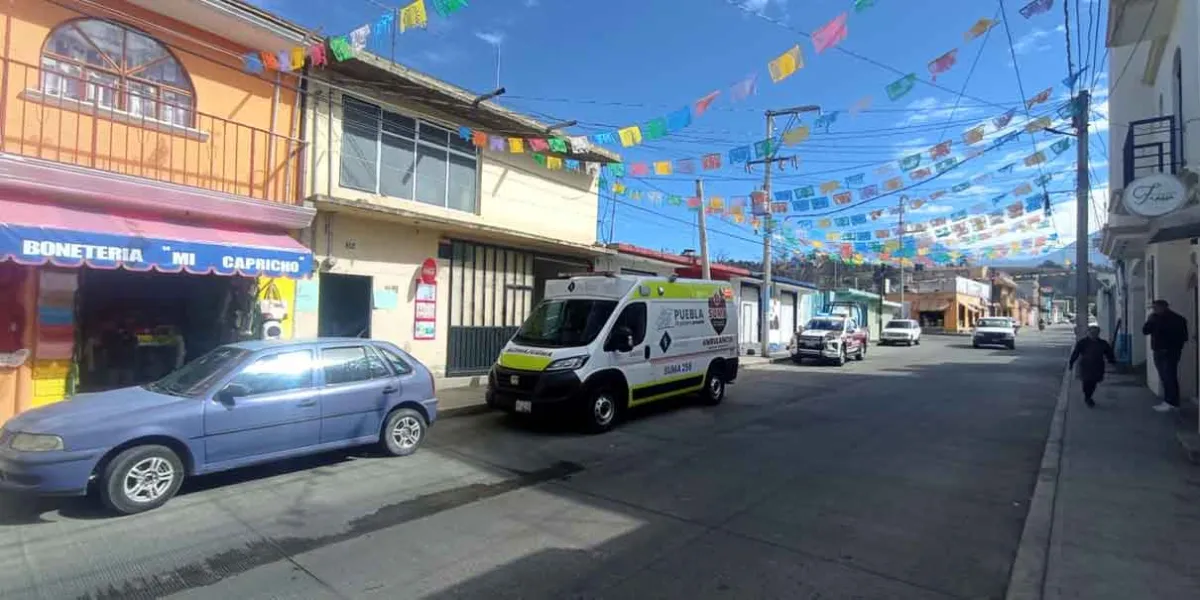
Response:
[606, 325, 635, 353]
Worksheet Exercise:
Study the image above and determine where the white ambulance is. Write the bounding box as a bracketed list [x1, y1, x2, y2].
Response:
[486, 273, 740, 432]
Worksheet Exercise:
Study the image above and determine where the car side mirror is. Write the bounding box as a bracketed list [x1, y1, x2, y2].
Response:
[606, 325, 635, 353]
[217, 382, 250, 405]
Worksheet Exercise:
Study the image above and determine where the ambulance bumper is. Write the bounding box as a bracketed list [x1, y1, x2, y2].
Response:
[487, 366, 583, 414]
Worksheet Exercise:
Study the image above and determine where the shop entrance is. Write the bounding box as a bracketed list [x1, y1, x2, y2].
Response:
[76, 268, 253, 393]
[318, 273, 372, 338]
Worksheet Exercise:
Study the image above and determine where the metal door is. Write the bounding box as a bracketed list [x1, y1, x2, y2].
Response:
[445, 240, 534, 376]
[739, 284, 760, 348]
[780, 292, 797, 342]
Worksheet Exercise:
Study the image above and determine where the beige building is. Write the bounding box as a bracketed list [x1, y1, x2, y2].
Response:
[294, 54, 618, 380]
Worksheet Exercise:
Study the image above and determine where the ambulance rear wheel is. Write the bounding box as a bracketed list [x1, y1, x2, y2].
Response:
[582, 385, 621, 434]
[700, 365, 726, 406]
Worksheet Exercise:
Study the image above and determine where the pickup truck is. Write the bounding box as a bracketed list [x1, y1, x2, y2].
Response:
[789, 314, 869, 366]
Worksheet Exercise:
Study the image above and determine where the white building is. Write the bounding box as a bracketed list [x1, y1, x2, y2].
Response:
[1100, 0, 1200, 431]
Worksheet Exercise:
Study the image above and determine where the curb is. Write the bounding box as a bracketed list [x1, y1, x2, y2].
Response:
[1005, 363, 1072, 600]
[440, 403, 492, 419]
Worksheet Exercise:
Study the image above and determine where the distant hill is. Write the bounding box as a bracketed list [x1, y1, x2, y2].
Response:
[984, 235, 1110, 268]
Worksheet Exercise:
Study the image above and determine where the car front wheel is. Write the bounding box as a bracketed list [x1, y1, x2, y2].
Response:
[380, 407, 428, 457]
[99, 445, 185, 515]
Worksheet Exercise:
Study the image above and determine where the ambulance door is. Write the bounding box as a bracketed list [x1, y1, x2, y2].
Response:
[605, 301, 653, 395]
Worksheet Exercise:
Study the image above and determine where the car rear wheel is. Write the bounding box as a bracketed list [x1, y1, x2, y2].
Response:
[380, 407, 427, 457]
[99, 445, 185, 515]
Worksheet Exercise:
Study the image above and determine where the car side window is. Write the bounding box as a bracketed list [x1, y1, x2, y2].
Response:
[375, 345, 413, 375]
[322, 346, 389, 386]
[847, 320, 857, 332]
[227, 350, 314, 396]
[612, 302, 648, 346]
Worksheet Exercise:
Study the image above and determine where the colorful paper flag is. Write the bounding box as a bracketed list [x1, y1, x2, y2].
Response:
[1025, 116, 1051, 133]
[675, 158, 696, 174]
[1019, 0, 1054, 19]
[1025, 87, 1052, 110]
[666, 107, 693, 131]
[834, 192, 853, 205]
[702, 153, 722, 170]
[618, 126, 642, 147]
[900, 153, 922, 171]
[796, 186, 816, 198]
[1014, 182, 1033, 196]
[629, 162, 650, 176]
[993, 109, 1017, 129]
[470, 130, 488, 147]
[507, 138, 524, 153]
[1050, 138, 1072, 155]
[400, 0, 429, 31]
[911, 167, 932, 180]
[768, 45, 804, 83]
[935, 157, 957, 173]
[529, 138, 550, 152]
[928, 49, 958, 81]
[653, 161, 672, 175]
[813, 13, 849, 53]
[729, 146, 752, 164]
[783, 125, 811, 145]
[730, 74, 758, 102]
[820, 180, 840, 194]
[929, 141, 952, 159]
[430, 0, 467, 17]
[642, 119, 668, 140]
[1063, 67, 1088, 89]
[963, 125, 985, 145]
[546, 156, 563, 170]
[965, 17, 998, 41]
[814, 111, 840, 132]
[849, 96, 873, 115]
[694, 91, 720, 116]
[854, 0, 875, 12]
[886, 74, 917, 101]
[1024, 151, 1047, 166]
[884, 177, 904, 191]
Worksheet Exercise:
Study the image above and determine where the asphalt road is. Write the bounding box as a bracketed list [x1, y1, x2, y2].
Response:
[0, 328, 1073, 600]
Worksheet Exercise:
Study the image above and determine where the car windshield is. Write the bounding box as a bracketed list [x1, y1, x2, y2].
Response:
[806, 318, 844, 331]
[886, 320, 917, 329]
[978, 318, 1010, 328]
[513, 299, 618, 348]
[145, 346, 250, 397]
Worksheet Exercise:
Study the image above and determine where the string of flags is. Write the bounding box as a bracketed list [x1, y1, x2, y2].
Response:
[240, 0, 468, 75]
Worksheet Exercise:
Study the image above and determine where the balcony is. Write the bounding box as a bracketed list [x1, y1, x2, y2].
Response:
[0, 56, 304, 206]
[1122, 115, 1178, 187]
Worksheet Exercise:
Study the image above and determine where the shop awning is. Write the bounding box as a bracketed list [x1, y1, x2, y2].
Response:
[0, 197, 312, 278]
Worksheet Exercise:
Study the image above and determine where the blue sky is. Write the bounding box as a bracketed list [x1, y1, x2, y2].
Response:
[253, 0, 1110, 263]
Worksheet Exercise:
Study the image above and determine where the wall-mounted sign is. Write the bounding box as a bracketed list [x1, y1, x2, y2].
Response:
[414, 259, 437, 340]
[1122, 173, 1187, 217]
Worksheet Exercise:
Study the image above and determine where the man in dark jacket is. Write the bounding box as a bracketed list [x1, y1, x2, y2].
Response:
[1070, 325, 1116, 407]
[1143, 299, 1189, 412]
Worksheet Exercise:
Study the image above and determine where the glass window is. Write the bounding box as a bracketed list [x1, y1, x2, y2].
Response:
[612, 303, 648, 346]
[148, 346, 249, 397]
[227, 350, 315, 396]
[322, 346, 390, 385]
[415, 144, 448, 206]
[338, 94, 478, 212]
[41, 19, 195, 126]
[379, 133, 416, 199]
[376, 345, 413, 375]
[513, 299, 618, 348]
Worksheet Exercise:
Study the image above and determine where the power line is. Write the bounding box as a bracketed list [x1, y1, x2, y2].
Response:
[936, 8, 1004, 141]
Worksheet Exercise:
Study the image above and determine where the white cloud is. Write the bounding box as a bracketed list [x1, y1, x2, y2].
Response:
[475, 31, 506, 46]
[524, 0, 539, 6]
[740, 0, 786, 15]
[896, 96, 988, 128]
[1011, 25, 1066, 56]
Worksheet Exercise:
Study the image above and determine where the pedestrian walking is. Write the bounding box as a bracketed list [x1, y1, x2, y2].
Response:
[1069, 325, 1115, 408]
[1143, 299, 1189, 412]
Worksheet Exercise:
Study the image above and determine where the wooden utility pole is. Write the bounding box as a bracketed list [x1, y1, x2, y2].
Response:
[696, 179, 711, 279]
[1074, 91, 1091, 340]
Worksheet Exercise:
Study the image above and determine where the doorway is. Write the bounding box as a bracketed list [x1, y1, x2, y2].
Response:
[318, 273, 372, 338]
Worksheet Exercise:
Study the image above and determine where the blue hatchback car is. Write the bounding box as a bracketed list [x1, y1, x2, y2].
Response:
[0, 339, 438, 514]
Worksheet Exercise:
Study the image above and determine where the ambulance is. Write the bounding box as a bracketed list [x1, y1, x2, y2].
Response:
[486, 273, 740, 432]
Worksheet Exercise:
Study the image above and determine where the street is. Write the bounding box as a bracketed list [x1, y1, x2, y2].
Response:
[0, 330, 1071, 600]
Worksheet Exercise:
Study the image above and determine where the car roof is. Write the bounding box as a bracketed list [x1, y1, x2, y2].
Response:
[224, 338, 396, 352]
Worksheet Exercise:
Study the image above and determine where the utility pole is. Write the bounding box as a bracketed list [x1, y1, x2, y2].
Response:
[696, 179, 711, 279]
[1074, 90, 1091, 340]
[898, 195, 907, 316]
[747, 104, 821, 357]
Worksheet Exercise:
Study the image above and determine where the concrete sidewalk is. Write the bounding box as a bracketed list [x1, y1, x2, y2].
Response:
[1007, 366, 1200, 599]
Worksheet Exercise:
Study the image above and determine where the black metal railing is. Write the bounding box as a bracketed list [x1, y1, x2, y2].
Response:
[1123, 115, 1178, 186]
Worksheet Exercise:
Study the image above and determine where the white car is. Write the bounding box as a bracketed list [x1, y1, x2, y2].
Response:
[972, 317, 1017, 349]
[880, 319, 922, 346]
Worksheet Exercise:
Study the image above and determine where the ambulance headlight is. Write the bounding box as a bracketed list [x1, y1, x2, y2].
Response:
[545, 355, 589, 371]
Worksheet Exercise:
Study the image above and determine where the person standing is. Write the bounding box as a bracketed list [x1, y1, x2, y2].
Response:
[1143, 299, 1189, 412]
[1069, 325, 1116, 408]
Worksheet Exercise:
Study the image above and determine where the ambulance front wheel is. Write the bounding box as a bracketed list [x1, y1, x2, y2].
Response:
[700, 364, 726, 406]
[582, 385, 622, 434]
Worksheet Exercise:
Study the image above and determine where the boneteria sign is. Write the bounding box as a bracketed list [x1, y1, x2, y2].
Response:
[1122, 173, 1187, 218]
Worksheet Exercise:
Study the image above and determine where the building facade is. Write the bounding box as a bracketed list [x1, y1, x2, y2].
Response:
[1099, 0, 1200, 411]
[893, 276, 993, 333]
[293, 53, 619, 380]
[0, 0, 316, 425]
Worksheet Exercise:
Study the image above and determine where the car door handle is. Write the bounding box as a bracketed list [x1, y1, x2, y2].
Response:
[382, 386, 399, 394]
[297, 399, 317, 407]
[644, 346, 651, 360]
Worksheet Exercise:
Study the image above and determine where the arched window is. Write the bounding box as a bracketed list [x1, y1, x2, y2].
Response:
[40, 18, 194, 127]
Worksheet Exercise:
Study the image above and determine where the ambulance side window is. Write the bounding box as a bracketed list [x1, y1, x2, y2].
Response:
[613, 303, 647, 346]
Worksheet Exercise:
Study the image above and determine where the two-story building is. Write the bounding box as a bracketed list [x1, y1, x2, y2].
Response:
[0, 0, 317, 424]
[292, 52, 618, 381]
[1099, 0, 1200, 412]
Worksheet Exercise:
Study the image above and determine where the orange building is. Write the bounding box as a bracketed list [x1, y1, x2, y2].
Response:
[0, 0, 317, 424]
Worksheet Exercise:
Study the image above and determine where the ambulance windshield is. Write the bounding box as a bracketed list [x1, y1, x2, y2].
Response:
[513, 299, 619, 348]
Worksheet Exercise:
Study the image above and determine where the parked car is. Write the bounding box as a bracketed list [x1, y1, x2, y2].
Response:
[0, 339, 437, 515]
[789, 315, 868, 366]
[972, 318, 1017, 349]
[880, 319, 922, 346]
